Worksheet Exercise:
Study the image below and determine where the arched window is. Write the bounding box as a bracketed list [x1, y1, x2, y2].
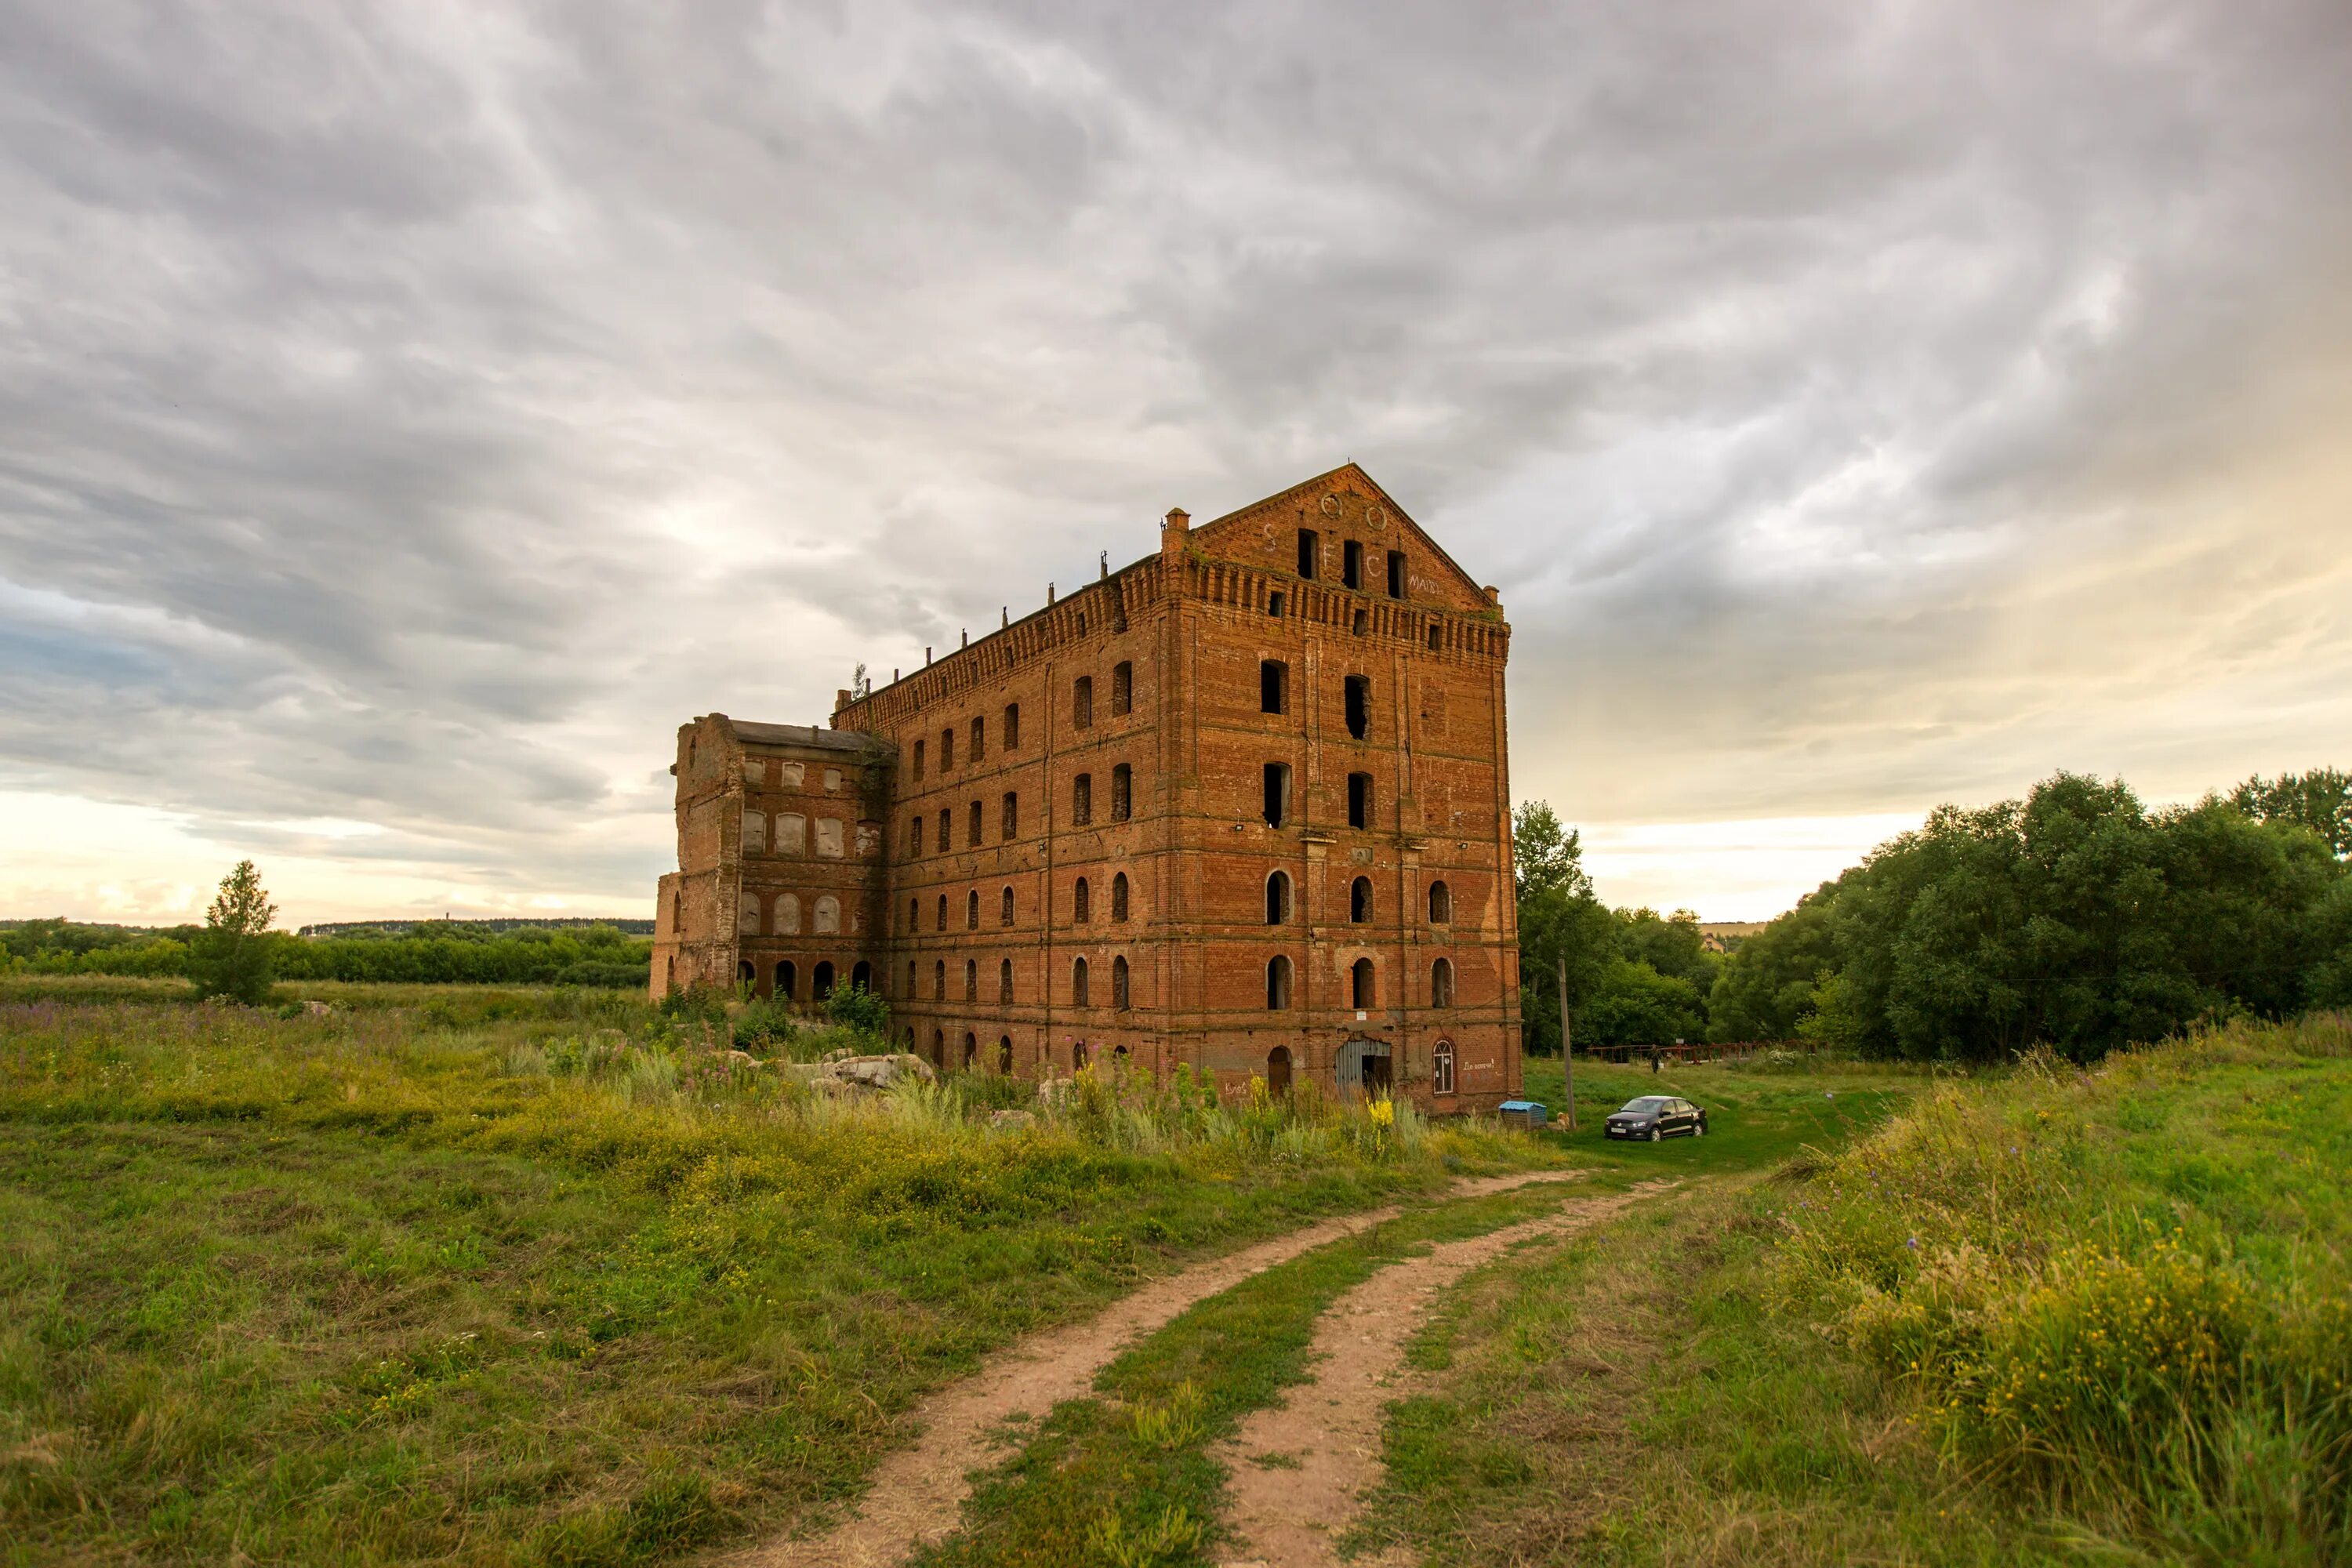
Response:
[969, 799, 983, 847]
[814, 960, 836, 999]
[1432, 957, 1455, 1007]
[775, 812, 807, 854]
[1111, 763, 1132, 821]
[738, 959, 756, 985]
[940, 726, 955, 771]
[738, 892, 760, 936]
[1350, 877, 1371, 923]
[909, 815, 924, 856]
[998, 1036, 1014, 1074]
[1000, 958, 1014, 1004]
[906, 959, 916, 995]
[1073, 772, 1093, 825]
[1432, 1040, 1456, 1096]
[908, 896, 919, 933]
[1352, 957, 1375, 1008]
[1428, 880, 1452, 924]
[1266, 955, 1293, 1009]
[813, 895, 840, 935]
[1073, 877, 1091, 923]
[1266, 870, 1291, 924]
[971, 713, 985, 761]
[931, 1028, 945, 1068]
[850, 960, 870, 993]
[742, 809, 766, 855]
[967, 889, 980, 930]
[906, 1025, 916, 1051]
[1073, 675, 1094, 729]
[913, 739, 926, 779]
[1002, 791, 1018, 838]
[776, 960, 797, 1000]
[964, 959, 978, 1001]
[1004, 702, 1021, 749]
[934, 960, 946, 1000]
[963, 1032, 978, 1070]
[1073, 956, 1091, 1007]
[669, 887, 681, 935]
[777, 893, 802, 935]
[1000, 885, 1015, 926]
[1112, 955, 1131, 1010]
[1112, 661, 1133, 717]
[1112, 873, 1130, 922]
[936, 894, 949, 932]
[1266, 1045, 1293, 1094]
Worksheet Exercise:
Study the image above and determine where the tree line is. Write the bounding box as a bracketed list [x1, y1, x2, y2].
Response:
[1518, 768, 2352, 1062]
[3, 907, 652, 989]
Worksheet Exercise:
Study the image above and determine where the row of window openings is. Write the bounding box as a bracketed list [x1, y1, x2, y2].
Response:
[1296, 532, 1407, 598]
[1259, 764, 1376, 829]
[1259, 664, 1372, 739]
[902, 953, 1459, 1011]
[908, 873, 1452, 935]
[908, 765, 1134, 855]
[1265, 588, 1452, 650]
[909, 662, 1139, 783]
[881, 1033, 1455, 1097]
[919, 874, 1131, 934]
[736, 956, 869, 1000]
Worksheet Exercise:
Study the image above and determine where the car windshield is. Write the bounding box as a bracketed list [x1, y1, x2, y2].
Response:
[1620, 1097, 1671, 1113]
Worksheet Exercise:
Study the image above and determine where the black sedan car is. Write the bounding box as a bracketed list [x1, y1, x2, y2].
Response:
[1604, 1095, 1708, 1141]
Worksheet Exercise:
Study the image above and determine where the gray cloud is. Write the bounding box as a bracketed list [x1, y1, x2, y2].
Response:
[2, 0, 2349, 919]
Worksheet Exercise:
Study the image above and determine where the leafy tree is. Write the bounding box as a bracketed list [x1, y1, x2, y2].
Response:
[2230, 768, 2350, 857]
[1577, 960, 1705, 1048]
[1512, 802, 1617, 1054]
[189, 861, 279, 1005]
[825, 982, 891, 1045]
[1707, 895, 1838, 1040]
[1615, 906, 1722, 996]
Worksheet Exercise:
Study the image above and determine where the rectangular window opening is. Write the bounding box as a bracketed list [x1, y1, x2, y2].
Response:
[1268, 591, 1285, 619]
[1387, 550, 1405, 598]
[1260, 659, 1287, 715]
[1296, 528, 1319, 579]
[1348, 771, 1372, 829]
[1112, 661, 1132, 717]
[1263, 762, 1290, 828]
[1004, 702, 1021, 749]
[1343, 539, 1363, 590]
[1073, 677, 1093, 729]
[1345, 674, 1370, 740]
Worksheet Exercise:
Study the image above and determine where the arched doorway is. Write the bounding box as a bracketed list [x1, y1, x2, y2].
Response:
[997, 1036, 1014, 1074]
[851, 960, 872, 993]
[963, 1032, 978, 1070]
[813, 960, 836, 1000]
[1266, 1045, 1293, 1096]
[738, 960, 756, 988]
[776, 960, 797, 1001]
[931, 1029, 946, 1069]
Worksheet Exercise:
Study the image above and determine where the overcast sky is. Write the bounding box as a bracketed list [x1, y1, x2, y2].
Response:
[3, 0, 2349, 927]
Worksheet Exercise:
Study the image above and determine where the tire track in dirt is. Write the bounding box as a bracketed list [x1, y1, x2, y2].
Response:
[724, 1170, 1584, 1568]
[1210, 1181, 1675, 1568]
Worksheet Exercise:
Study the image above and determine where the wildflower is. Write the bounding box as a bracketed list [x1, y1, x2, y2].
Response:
[1907, 1236, 1919, 1249]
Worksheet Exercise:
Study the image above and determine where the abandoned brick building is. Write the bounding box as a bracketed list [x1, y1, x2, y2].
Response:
[649, 464, 1525, 1112]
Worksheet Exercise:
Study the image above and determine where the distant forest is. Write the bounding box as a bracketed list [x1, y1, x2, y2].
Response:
[1, 917, 652, 989]
[1516, 767, 2352, 1062]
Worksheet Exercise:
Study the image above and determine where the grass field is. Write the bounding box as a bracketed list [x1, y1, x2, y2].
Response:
[0, 985, 1544, 1566]
[1354, 1014, 2352, 1566]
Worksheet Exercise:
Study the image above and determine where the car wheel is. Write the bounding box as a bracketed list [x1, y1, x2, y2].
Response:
[1693, 1122, 1706, 1137]
[1648, 1127, 1661, 1142]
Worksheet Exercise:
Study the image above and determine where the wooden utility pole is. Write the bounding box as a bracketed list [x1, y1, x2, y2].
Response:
[1557, 953, 1577, 1130]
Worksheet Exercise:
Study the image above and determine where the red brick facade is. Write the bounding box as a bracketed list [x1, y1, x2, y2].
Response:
[649, 465, 1524, 1112]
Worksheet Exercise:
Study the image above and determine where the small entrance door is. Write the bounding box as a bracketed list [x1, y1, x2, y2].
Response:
[1337, 1037, 1392, 1096]
[1266, 1046, 1294, 1095]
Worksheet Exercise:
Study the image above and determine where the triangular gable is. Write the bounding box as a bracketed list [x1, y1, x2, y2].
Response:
[1187, 463, 1494, 612]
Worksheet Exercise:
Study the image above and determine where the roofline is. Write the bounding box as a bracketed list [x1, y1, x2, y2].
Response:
[1197, 461, 1494, 604]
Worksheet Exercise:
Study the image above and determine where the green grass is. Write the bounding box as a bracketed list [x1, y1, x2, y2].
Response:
[909, 1055, 1937, 1568]
[1522, 1051, 1923, 1176]
[0, 990, 1545, 1566]
[1354, 1014, 2352, 1567]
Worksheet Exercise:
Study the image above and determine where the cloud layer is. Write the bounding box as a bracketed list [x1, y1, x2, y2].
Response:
[3, 0, 2348, 921]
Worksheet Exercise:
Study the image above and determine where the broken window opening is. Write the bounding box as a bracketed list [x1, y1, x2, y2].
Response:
[1263, 762, 1291, 828]
[1268, 591, 1286, 619]
[1387, 550, 1405, 598]
[1345, 675, 1370, 740]
[1343, 539, 1363, 590]
[1297, 528, 1319, 579]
